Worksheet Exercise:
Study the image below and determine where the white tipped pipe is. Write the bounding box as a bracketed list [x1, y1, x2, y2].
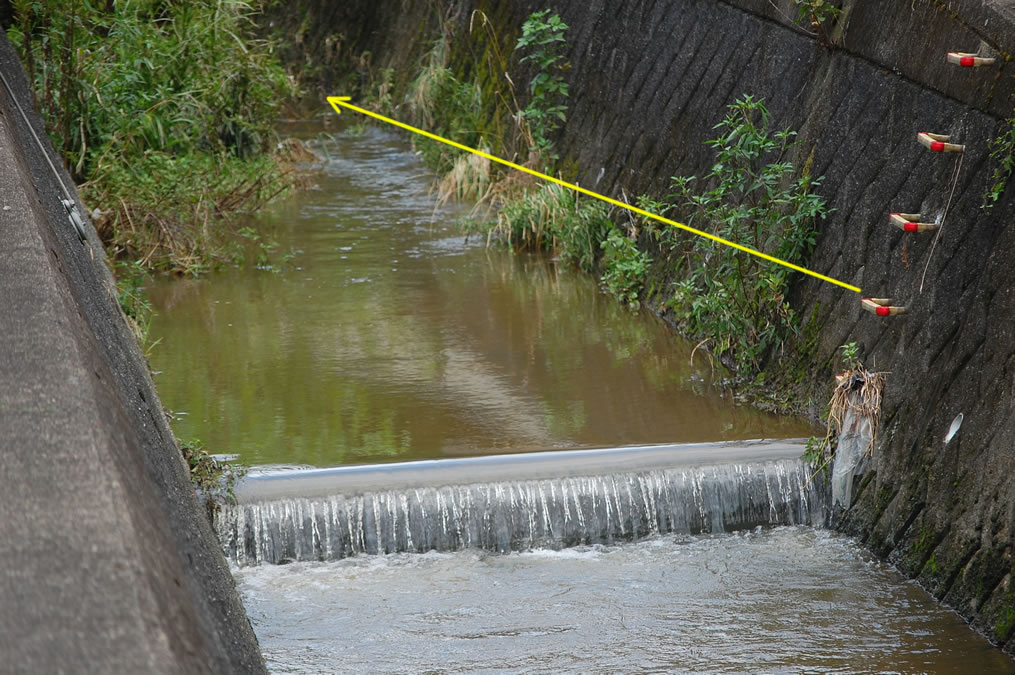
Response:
[946, 52, 995, 67]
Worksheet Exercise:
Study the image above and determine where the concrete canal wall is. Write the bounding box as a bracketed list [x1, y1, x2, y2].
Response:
[0, 33, 265, 673]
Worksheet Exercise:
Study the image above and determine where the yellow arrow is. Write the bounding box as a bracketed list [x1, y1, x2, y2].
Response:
[329, 96, 352, 112]
[326, 96, 861, 294]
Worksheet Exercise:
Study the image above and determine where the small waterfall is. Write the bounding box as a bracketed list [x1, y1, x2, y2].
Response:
[217, 457, 827, 566]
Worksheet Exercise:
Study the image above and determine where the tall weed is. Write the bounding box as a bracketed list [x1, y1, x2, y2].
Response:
[515, 9, 569, 163]
[406, 40, 485, 176]
[667, 95, 829, 373]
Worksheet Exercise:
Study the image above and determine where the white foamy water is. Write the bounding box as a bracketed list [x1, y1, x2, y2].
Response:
[236, 527, 1012, 673]
[218, 457, 823, 566]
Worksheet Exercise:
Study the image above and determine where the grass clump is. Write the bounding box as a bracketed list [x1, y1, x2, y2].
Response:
[179, 439, 246, 519]
[404, 35, 493, 205]
[666, 95, 829, 374]
[406, 39, 486, 177]
[437, 149, 492, 205]
[7, 0, 300, 275]
[493, 183, 612, 270]
[492, 183, 652, 308]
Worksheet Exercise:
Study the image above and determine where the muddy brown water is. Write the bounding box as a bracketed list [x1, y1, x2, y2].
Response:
[148, 122, 1011, 672]
[148, 122, 812, 468]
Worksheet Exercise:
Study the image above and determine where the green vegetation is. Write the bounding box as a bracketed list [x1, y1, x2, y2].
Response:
[838, 341, 861, 370]
[493, 183, 609, 268]
[450, 81, 828, 361]
[471, 10, 652, 311]
[996, 605, 1015, 642]
[403, 8, 570, 198]
[600, 229, 651, 307]
[114, 260, 159, 355]
[486, 94, 828, 372]
[983, 113, 1015, 210]
[803, 435, 827, 471]
[515, 9, 569, 163]
[7, 1, 302, 499]
[7, 0, 299, 275]
[94, 151, 296, 275]
[490, 183, 653, 308]
[361, 62, 396, 117]
[365, 10, 831, 388]
[179, 439, 246, 519]
[792, 0, 842, 47]
[667, 95, 828, 374]
[405, 39, 488, 197]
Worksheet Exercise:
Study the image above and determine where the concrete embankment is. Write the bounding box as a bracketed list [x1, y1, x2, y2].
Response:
[0, 34, 264, 673]
[274, 0, 1015, 652]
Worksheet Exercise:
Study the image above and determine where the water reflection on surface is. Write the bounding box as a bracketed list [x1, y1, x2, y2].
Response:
[237, 527, 1013, 673]
[151, 123, 1011, 671]
[148, 125, 813, 467]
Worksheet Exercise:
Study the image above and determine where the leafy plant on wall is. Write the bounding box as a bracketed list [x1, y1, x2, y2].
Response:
[667, 95, 830, 374]
[983, 113, 1015, 210]
[515, 9, 569, 163]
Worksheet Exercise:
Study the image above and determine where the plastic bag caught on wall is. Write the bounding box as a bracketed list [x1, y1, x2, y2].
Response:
[831, 396, 873, 510]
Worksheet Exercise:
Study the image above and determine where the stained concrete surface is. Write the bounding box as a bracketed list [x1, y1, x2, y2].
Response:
[0, 33, 264, 674]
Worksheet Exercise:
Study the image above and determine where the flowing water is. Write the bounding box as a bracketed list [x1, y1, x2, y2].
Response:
[238, 528, 1013, 673]
[219, 452, 824, 566]
[147, 122, 810, 468]
[148, 122, 1010, 672]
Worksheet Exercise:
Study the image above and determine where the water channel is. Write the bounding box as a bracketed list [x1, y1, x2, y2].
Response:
[237, 528, 1012, 673]
[148, 121, 811, 467]
[148, 121, 1011, 672]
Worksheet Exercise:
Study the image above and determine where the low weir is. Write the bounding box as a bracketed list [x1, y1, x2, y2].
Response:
[217, 441, 828, 566]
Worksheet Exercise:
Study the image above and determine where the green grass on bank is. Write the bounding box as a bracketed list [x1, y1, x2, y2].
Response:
[7, 0, 300, 275]
[398, 8, 829, 382]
